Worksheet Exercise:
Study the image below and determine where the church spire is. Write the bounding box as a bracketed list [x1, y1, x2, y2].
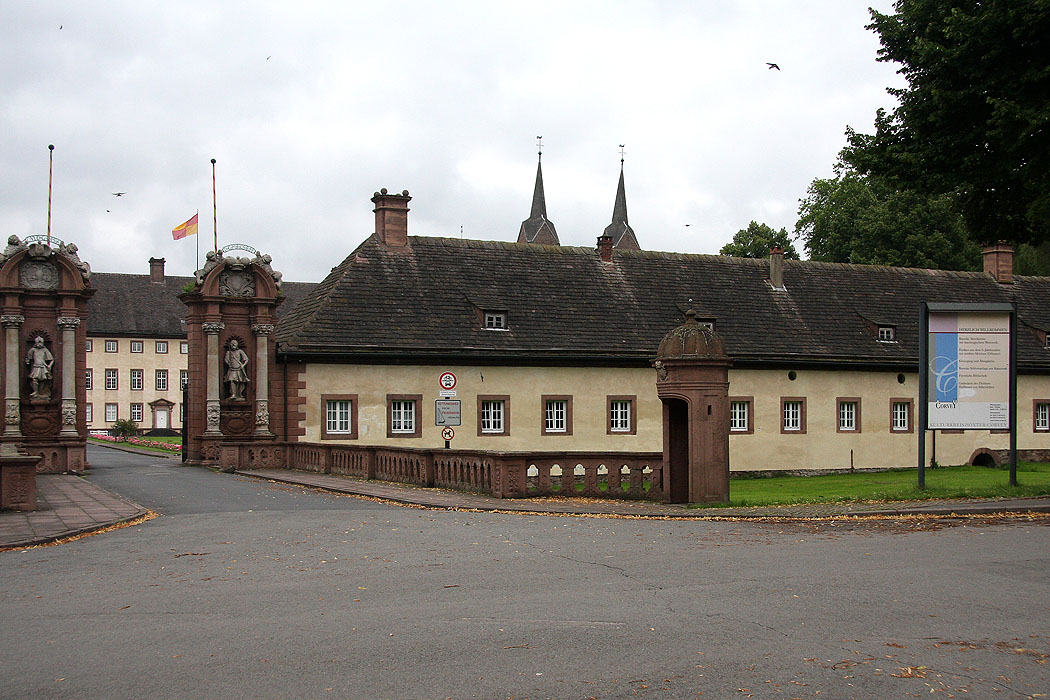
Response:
[603, 147, 640, 250]
[517, 137, 560, 245]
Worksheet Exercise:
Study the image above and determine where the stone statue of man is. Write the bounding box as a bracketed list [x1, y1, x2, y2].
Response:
[224, 339, 249, 401]
[26, 336, 54, 399]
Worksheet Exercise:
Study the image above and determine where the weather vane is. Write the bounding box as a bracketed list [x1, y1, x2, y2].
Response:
[536, 135, 543, 159]
[619, 143, 626, 163]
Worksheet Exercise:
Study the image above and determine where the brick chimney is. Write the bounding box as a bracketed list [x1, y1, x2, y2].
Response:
[768, 247, 785, 290]
[596, 234, 613, 263]
[982, 242, 1013, 284]
[148, 257, 165, 283]
[372, 188, 411, 248]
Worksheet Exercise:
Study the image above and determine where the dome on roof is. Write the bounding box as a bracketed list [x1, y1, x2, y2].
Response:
[657, 309, 728, 360]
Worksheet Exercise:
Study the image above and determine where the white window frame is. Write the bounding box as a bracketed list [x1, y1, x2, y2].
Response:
[180, 341, 189, 354]
[326, 399, 353, 434]
[180, 370, 189, 390]
[85, 339, 93, 353]
[105, 403, 118, 422]
[545, 400, 567, 433]
[839, 401, 857, 431]
[484, 312, 507, 330]
[104, 369, 118, 390]
[480, 399, 505, 433]
[155, 369, 168, 391]
[85, 403, 93, 423]
[130, 403, 143, 422]
[390, 400, 416, 434]
[730, 401, 749, 432]
[893, 401, 910, 432]
[85, 369, 92, 390]
[783, 401, 802, 431]
[1037, 403, 1049, 432]
[104, 340, 118, 353]
[878, 326, 896, 342]
[130, 369, 143, 391]
[156, 341, 168, 354]
[130, 340, 144, 353]
[609, 400, 631, 433]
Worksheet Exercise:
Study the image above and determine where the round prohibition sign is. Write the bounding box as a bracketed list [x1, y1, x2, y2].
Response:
[438, 372, 457, 390]
[441, 427, 455, 441]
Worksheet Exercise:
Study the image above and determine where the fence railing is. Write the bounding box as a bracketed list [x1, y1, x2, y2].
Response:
[241, 442, 665, 500]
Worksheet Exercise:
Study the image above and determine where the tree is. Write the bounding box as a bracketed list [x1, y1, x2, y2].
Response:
[842, 1, 1050, 247]
[111, 418, 139, 441]
[719, 221, 799, 259]
[795, 168, 981, 270]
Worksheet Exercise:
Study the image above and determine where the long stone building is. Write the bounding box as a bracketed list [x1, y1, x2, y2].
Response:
[67, 161, 1050, 483]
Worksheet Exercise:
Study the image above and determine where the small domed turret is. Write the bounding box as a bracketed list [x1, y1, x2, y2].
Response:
[656, 309, 727, 360]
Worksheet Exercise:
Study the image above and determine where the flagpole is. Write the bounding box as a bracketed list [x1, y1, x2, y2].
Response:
[211, 158, 218, 253]
[47, 144, 54, 246]
[195, 209, 200, 272]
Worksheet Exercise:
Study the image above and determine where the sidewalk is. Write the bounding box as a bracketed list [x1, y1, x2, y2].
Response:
[238, 468, 1050, 520]
[0, 475, 149, 550]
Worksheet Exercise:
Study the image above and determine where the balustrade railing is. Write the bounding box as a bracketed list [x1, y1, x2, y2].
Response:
[241, 442, 665, 501]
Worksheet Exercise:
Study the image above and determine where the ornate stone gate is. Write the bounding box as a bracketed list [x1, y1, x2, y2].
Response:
[180, 247, 287, 471]
[0, 235, 93, 479]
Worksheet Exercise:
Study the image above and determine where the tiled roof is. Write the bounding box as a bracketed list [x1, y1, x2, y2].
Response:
[87, 273, 314, 338]
[275, 236, 1050, 371]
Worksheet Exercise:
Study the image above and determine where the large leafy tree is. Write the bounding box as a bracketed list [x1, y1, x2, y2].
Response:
[720, 221, 799, 259]
[795, 168, 981, 271]
[842, 1, 1050, 246]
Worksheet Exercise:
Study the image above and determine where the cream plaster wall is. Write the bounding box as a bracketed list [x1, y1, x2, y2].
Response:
[300, 362, 1050, 470]
[728, 368, 1050, 471]
[302, 363, 663, 451]
[85, 336, 188, 430]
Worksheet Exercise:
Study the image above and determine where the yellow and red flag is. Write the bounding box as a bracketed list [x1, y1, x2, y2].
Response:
[172, 213, 199, 240]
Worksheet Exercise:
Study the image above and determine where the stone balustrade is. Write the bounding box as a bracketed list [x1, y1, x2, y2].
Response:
[247, 442, 665, 500]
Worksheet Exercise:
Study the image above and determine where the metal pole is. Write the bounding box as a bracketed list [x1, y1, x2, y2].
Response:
[1009, 304, 1018, 486]
[918, 302, 928, 489]
[211, 158, 218, 252]
[47, 144, 54, 246]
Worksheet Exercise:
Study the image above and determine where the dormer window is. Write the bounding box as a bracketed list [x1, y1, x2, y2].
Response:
[484, 311, 507, 330]
[878, 326, 896, 342]
[698, 320, 714, 331]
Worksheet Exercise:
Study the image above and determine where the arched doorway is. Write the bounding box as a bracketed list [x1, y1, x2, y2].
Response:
[664, 398, 690, 503]
[653, 310, 731, 504]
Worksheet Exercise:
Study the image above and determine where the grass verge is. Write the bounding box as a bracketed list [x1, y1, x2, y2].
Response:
[690, 462, 1050, 508]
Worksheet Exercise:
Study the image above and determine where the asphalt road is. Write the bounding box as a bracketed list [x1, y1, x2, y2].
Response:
[1, 446, 1049, 700]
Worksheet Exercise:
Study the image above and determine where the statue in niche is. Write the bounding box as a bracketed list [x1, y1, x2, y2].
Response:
[26, 336, 54, 399]
[224, 339, 249, 401]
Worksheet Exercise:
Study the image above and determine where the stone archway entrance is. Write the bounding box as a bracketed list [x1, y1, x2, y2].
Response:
[664, 397, 690, 503]
[653, 310, 731, 504]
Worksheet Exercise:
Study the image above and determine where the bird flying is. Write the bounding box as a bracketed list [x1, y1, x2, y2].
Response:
[112, 192, 125, 197]
[766, 62, 780, 70]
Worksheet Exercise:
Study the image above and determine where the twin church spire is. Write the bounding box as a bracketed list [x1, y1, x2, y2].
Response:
[516, 143, 640, 250]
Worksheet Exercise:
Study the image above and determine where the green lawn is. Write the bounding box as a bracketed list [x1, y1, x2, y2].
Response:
[692, 462, 1050, 508]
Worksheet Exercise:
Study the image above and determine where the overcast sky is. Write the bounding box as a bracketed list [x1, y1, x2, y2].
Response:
[1, 1, 905, 283]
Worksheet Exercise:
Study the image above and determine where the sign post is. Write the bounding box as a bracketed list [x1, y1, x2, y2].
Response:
[919, 303, 1017, 488]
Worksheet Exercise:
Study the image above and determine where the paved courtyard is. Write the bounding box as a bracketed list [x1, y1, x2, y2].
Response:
[2, 446, 1049, 699]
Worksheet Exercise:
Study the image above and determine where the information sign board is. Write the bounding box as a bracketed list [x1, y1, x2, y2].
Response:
[435, 399, 461, 427]
[926, 311, 1011, 430]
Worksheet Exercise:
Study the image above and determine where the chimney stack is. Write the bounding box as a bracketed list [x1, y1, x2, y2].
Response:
[597, 234, 614, 263]
[149, 257, 165, 283]
[982, 242, 1014, 284]
[372, 188, 411, 248]
[769, 247, 785, 290]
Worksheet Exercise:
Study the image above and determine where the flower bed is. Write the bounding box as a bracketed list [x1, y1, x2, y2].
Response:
[91, 434, 182, 452]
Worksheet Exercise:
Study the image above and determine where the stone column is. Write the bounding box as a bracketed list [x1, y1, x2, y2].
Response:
[202, 322, 224, 435]
[251, 324, 274, 436]
[2, 315, 24, 437]
[57, 316, 80, 436]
